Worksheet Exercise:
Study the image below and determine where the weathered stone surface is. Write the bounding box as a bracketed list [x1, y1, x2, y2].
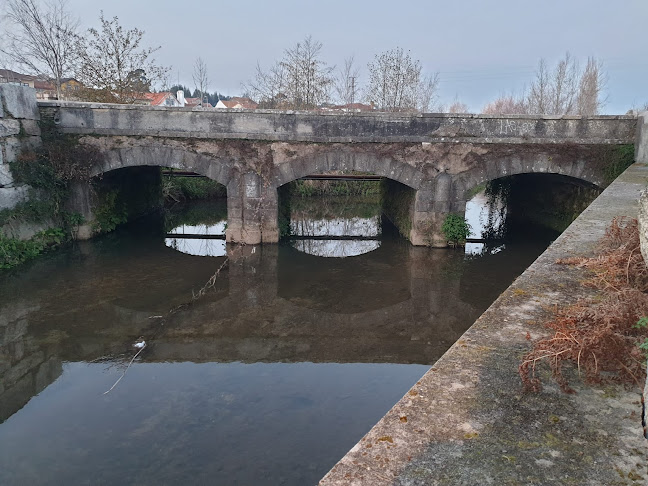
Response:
[0, 85, 40, 120]
[41, 101, 636, 145]
[2, 136, 22, 164]
[0, 163, 13, 187]
[320, 164, 648, 485]
[20, 119, 41, 137]
[0, 119, 20, 137]
[640, 189, 648, 266]
[1, 219, 54, 240]
[636, 111, 648, 165]
[0, 185, 29, 210]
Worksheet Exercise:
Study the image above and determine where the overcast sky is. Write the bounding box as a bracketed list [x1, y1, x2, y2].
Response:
[19, 0, 648, 112]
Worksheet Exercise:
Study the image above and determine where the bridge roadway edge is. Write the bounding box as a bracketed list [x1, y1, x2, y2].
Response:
[320, 163, 648, 485]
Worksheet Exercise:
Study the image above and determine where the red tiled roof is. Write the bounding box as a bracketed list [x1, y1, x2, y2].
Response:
[143, 92, 173, 106]
[219, 97, 258, 109]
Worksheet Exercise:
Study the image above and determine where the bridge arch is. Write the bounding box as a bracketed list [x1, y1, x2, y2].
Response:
[88, 144, 236, 188]
[452, 153, 604, 202]
[272, 150, 426, 190]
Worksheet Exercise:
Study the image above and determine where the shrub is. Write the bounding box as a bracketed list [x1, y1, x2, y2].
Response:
[0, 228, 66, 269]
[441, 214, 471, 247]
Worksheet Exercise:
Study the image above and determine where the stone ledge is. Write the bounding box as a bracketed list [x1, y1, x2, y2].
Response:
[36, 101, 637, 120]
[640, 188, 648, 266]
[43, 102, 637, 146]
[0, 185, 29, 210]
[320, 164, 648, 485]
[0, 85, 40, 120]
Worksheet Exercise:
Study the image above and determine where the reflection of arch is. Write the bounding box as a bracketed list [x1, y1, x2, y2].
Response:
[291, 239, 381, 258]
[89, 145, 235, 187]
[106, 238, 229, 313]
[454, 154, 603, 201]
[277, 241, 411, 314]
[274, 151, 426, 190]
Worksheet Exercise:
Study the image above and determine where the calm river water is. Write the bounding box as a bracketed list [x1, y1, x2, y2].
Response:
[0, 195, 556, 485]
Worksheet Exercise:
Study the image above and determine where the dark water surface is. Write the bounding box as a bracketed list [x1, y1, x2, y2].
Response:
[0, 197, 556, 486]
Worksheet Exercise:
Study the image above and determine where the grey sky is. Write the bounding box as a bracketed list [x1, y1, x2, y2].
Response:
[29, 0, 648, 112]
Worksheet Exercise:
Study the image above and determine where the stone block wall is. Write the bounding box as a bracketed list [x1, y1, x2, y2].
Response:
[0, 84, 42, 211]
[638, 112, 648, 265]
[640, 189, 648, 266]
[635, 111, 648, 439]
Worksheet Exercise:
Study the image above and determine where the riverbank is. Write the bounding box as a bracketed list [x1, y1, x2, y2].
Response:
[320, 163, 648, 485]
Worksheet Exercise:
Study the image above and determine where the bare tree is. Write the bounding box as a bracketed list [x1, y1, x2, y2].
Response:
[446, 97, 470, 113]
[527, 53, 586, 115]
[281, 36, 333, 109]
[415, 73, 440, 112]
[243, 61, 287, 108]
[244, 36, 333, 109]
[527, 58, 551, 114]
[75, 12, 170, 104]
[2, 0, 79, 99]
[577, 57, 606, 115]
[549, 52, 578, 114]
[485, 53, 607, 115]
[192, 57, 210, 107]
[334, 56, 360, 105]
[366, 47, 439, 112]
[482, 93, 528, 114]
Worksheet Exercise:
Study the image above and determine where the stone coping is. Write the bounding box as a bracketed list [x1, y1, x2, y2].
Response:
[320, 164, 648, 485]
[37, 100, 637, 120]
[39, 103, 636, 145]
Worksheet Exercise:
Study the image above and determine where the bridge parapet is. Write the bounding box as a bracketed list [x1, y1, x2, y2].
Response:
[38, 101, 636, 145]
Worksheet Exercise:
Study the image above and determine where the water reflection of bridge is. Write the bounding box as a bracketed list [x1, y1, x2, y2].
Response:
[0, 238, 539, 423]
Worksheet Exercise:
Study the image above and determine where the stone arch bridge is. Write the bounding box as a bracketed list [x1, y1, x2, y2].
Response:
[38, 101, 637, 246]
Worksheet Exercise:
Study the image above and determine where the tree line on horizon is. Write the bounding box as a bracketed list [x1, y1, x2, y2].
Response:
[244, 39, 610, 116]
[1, 0, 644, 114]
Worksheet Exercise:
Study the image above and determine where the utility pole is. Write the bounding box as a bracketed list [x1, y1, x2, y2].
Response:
[349, 76, 356, 104]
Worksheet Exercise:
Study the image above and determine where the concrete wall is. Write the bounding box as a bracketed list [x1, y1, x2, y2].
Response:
[638, 112, 648, 265]
[0, 85, 41, 211]
[40, 100, 636, 145]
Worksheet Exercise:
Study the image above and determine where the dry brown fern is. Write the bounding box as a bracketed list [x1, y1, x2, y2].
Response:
[520, 217, 648, 392]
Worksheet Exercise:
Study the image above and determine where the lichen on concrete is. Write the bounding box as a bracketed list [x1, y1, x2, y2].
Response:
[320, 164, 648, 485]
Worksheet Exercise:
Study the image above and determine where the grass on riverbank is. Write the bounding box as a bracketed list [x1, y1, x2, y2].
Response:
[290, 179, 381, 198]
[162, 176, 227, 202]
[0, 228, 66, 270]
[520, 217, 648, 392]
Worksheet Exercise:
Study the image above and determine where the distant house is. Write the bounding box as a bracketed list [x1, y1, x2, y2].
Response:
[141, 92, 182, 107]
[321, 102, 374, 113]
[34, 77, 83, 100]
[184, 97, 214, 109]
[61, 78, 83, 98]
[215, 97, 258, 109]
[0, 69, 35, 88]
[0, 70, 83, 100]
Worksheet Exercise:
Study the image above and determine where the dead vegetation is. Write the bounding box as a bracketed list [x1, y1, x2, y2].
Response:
[520, 217, 648, 393]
